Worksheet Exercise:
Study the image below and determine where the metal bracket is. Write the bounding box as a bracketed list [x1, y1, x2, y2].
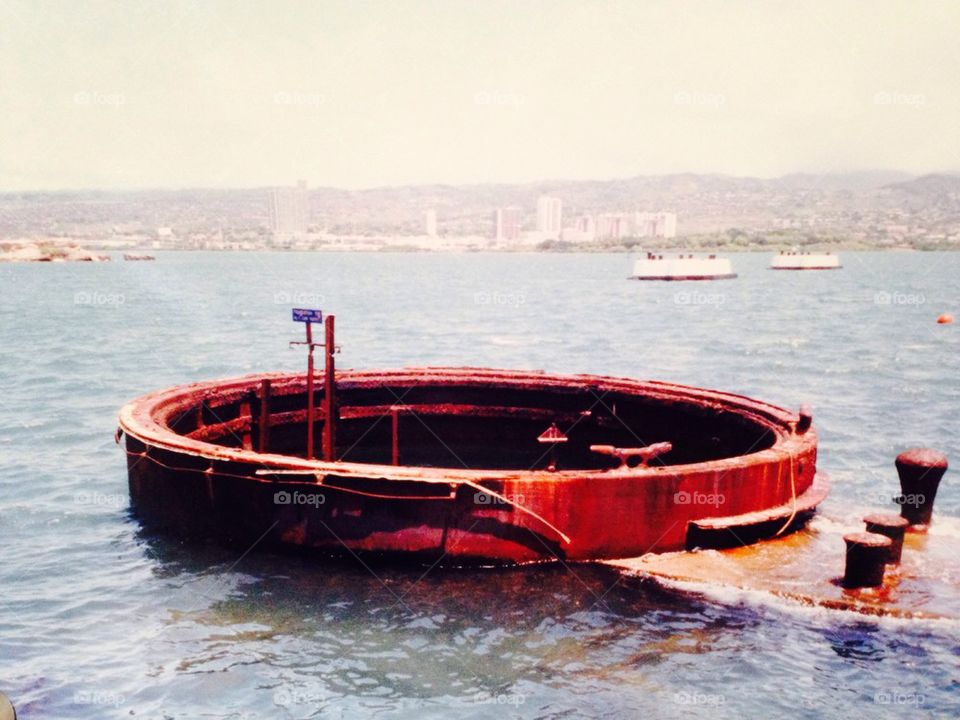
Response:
[590, 441, 673, 469]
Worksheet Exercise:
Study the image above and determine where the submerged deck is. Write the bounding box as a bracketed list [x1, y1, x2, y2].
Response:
[608, 509, 960, 620]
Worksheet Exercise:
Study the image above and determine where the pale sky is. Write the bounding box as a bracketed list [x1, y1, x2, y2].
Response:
[2, 0, 958, 191]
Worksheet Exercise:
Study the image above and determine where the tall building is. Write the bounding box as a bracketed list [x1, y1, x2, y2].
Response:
[575, 215, 595, 235]
[269, 180, 309, 238]
[633, 212, 654, 238]
[656, 212, 678, 238]
[636, 212, 677, 238]
[593, 211, 678, 240]
[561, 215, 596, 243]
[536, 196, 563, 238]
[596, 213, 631, 240]
[493, 207, 522, 242]
[424, 209, 438, 237]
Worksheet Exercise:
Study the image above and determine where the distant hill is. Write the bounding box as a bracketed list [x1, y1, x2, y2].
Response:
[882, 173, 960, 195]
[776, 171, 914, 191]
[3, 171, 960, 248]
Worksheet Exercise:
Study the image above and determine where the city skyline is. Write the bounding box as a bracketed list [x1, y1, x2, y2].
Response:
[6, 167, 957, 252]
[2, 1, 960, 191]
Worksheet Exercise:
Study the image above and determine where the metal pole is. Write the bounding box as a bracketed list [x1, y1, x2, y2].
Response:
[305, 321, 315, 459]
[258, 378, 271, 453]
[391, 407, 400, 465]
[323, 314, 337, 461]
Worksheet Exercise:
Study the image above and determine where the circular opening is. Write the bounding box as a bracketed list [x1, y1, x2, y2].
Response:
[159, 372, 780, 471]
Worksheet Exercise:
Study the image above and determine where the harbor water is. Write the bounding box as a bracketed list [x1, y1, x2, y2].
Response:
[1, 251, 959, 718]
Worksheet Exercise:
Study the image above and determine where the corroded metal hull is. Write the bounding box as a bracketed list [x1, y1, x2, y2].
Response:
[119, 368, 822, 565]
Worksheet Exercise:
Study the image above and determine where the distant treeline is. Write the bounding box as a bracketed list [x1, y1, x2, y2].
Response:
[536, 229, 959, 252]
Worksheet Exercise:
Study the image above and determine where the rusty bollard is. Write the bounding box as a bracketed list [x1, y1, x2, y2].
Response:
[842, 532, 892, 589]
[895, 448, 948, 527]
[863, 514, 910, 563]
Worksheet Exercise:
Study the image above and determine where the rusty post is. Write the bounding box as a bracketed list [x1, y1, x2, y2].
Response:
[305, 321, 316, 459]
[842, 532, 891, 589]
[240, 392, 253, 450]
[895, 448, 948, 527]
[322, 314, 337, 461]
[258, 379, 271, 453]
[863, 514, 909, 563]
[391, 406, 400, 465]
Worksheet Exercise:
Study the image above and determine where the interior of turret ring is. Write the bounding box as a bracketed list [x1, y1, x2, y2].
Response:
[165, 381, 779, 471]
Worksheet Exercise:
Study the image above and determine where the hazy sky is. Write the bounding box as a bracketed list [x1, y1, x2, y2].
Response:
[2, 0, 959, 191]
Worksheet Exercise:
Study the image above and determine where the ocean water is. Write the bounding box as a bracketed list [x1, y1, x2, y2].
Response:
[1, 250, 959, 719]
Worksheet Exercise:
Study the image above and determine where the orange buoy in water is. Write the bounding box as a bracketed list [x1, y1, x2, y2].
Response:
[937, 313, 954, 324]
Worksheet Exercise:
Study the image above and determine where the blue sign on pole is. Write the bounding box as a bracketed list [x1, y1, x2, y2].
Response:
[292, 308, 324, 323]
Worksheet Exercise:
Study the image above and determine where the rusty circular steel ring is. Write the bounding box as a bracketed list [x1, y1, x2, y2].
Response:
[118, 367, 822, 564]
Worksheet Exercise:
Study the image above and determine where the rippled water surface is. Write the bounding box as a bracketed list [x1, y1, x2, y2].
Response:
[1, 251, 959, 718]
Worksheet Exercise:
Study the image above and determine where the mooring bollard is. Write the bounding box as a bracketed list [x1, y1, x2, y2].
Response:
[842, 532, 892, 589]
[0, 691, 15, 720]
[863, 514, 910, 563]
[895, 448, 948, 527]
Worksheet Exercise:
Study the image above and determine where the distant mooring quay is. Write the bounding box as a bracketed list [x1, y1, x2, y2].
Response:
[118, 313, 825, 566]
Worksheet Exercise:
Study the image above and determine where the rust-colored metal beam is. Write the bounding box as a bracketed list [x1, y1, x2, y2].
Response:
[258, 379, 271, 453]
[322, 314, 337, 461]
[305, 321, 316, 459]
[391, 406, 400, 465]
[239, 393, 253, 450]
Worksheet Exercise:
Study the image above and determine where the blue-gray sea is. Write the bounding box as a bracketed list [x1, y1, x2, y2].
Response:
[1, 251, 959, 719]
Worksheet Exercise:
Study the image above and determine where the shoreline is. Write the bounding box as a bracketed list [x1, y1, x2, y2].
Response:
[3, 238, 957, 262]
